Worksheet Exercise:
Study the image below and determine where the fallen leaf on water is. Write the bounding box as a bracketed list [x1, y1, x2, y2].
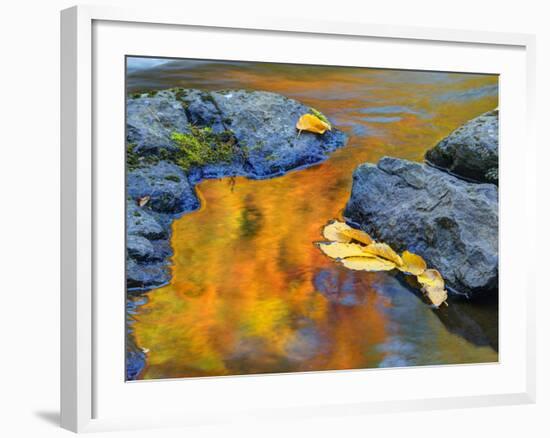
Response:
[323, 221, 354, 242]
[341, 256, 396, 271]
[318, 242, 369, 260]
[416, 268, 444, 289]
[137, 196, 150, 207]
[318, 219, 450, 308]
[323, 220, 373, 245]
[342, 228, 374, 245]
[398, 250, 427, 276]
[296, 113, 331, 135]
[422, 285, 448, 308]
[362, 243, 403, 267]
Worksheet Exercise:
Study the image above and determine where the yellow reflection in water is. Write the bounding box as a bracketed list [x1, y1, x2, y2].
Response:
[132, 65, 499, 379]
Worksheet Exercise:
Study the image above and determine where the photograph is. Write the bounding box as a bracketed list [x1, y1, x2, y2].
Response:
[0, 0, 544, 435]
[124, 56, 499, 381]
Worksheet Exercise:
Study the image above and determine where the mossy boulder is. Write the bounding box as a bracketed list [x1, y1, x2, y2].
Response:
[126, 88, 347, 177]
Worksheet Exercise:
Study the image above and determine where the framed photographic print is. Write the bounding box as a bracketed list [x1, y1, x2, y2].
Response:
[61, 5, 536, 433]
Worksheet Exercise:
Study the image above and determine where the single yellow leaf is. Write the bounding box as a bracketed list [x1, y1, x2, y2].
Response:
[322, 220, 374, 245]
[416, 268, 444, 289]
[323, 221, 354, 243]
[341, 256, 396, 271]
[341, 228, 374, 245]
[422, 285, 448, 307]
[310, 108, 332, 130]
[296, 113, 330, 134]
[318, 242, 368, 260]
[362, 243, 403, 267]
[398, 250, 427, 275]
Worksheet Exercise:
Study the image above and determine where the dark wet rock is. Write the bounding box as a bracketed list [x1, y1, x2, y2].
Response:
[127, 90, 190, 155]
[126, 258, 171, 291]
[425, 109, 498, 184]
[127, 161, 199, 214]
[127, 88, 347, 180]
[126, 349, 146, 380]
[126, 296, 148, 380]
[178, 89, 227, 133]
[344, 157, 498, 299]
[126, 203, 167, 240]
[127, 235, 161, 262]
[211, 90, 347, 177]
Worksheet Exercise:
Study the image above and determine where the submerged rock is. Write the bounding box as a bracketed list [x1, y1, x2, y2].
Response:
[425, 109, 498, 184]
[344, 157, 498, 299]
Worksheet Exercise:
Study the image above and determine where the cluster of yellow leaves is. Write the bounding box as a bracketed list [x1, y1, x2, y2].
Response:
[317, 220, 448, 307]
[296, 113, 331, 135]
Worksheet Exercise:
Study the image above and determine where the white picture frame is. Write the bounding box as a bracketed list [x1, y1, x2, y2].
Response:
[60, 4, 536, 433]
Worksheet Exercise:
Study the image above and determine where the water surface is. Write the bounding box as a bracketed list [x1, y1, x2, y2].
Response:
[127, 59, 498, 380]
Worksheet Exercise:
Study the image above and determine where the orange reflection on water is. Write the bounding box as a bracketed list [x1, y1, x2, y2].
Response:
[131, 63, 499, 379]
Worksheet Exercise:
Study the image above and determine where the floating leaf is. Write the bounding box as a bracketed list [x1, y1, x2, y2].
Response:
[398, 250, 427, 275]
[323, 220, 373, 245]
[296, 113, 331, 135]
[137, 196, 150, 207]
[317, 219, 450, 308]
[422, 285, 448, 308]
[318, 242, 368, 260]
[323, 221, 355, 242]
[341, 256, 396, 271]
[362, 243, 403, 267]
[342, 228, 374, 245]
[416, 269, 444, 289]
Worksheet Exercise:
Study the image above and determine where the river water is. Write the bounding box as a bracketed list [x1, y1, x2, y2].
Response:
[127, 59, 498, 380]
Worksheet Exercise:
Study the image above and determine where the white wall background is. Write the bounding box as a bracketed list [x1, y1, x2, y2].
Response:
[0, 0, 546, 436]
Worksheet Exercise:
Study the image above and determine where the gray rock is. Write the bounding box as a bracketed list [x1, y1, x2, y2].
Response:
[127, 90, 190, 155]
[178, 89, 227, 133]
[344, 157, 498, 298]
[126, 258, 171, 291]
[425, 109, 498, 184]
[126, 161, 199, 214]
[126, 88, 347, 179]
[211, 90, 347, 177]
[127, 235, 158, 262]
[126, 202, 167, 240]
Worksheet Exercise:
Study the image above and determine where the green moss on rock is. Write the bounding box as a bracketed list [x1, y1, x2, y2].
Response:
[170, 126, 242, 172]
